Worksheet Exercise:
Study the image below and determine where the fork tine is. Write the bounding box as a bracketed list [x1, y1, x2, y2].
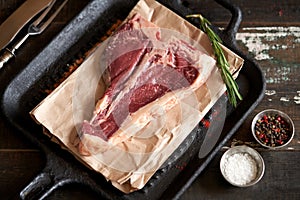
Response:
[37, 0, 68, 34]
[0, 0, 69, 69]
[32, 0, 57, 28]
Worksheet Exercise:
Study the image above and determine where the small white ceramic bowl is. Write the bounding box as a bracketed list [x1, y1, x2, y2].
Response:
[220, 145, 265, 187]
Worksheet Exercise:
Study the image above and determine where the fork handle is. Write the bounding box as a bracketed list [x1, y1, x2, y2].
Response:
[0, 48, 15, 70]
[0, 34, 29, 70]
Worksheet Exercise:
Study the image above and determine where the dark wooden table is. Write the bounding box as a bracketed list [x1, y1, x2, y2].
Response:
[0, 0, 299, 199]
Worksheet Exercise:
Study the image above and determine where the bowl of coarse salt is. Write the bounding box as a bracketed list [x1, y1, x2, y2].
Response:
[220, 145, 265, 187]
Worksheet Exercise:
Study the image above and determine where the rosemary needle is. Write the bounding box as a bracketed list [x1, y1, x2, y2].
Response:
[186, 14, 242, 107]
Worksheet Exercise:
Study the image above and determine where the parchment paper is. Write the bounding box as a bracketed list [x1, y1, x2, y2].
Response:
[30, 0, 244, 193]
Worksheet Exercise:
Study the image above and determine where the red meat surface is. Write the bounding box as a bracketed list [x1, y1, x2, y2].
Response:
[81, 14, 203, 140]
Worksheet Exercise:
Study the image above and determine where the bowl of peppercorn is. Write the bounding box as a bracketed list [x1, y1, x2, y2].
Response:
[251, 109, 295, 149]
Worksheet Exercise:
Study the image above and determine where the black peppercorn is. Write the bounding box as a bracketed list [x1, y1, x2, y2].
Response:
[254, 114, 292, 147]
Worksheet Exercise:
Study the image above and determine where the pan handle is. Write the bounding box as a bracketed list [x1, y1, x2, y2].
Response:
[214, 0, 242, 46]
[19, 151, 77, 200]
[20, 170, 74, 200]
[20, 171, 53, 200]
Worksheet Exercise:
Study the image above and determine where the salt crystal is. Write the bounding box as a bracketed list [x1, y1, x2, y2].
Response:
[223, 153, 258, 185]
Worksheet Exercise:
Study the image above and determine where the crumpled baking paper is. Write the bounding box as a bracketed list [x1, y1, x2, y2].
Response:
[30, 0, 244, 193]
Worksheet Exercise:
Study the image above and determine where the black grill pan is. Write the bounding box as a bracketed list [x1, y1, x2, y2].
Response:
[1, 0, 265, 199]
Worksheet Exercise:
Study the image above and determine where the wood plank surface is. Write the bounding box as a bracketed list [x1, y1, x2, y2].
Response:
[0, 0, 299, 199]
[181, 150, 300, 200]
[0, 151, 44, 199]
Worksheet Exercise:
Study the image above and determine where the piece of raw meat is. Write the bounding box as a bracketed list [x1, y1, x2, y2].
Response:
[80, 14, 215, 143]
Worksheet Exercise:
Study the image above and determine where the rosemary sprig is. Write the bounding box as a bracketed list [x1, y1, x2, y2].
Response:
[186, 14, 242, 107]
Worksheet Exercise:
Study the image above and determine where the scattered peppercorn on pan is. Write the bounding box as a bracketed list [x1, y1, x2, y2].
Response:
[1, 0, 265, 199]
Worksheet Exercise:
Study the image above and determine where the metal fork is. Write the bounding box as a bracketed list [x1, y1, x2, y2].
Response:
[0, 0, 68, 69]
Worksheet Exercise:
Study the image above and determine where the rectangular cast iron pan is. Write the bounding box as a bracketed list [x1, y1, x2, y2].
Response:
[1, 0, 265, 199]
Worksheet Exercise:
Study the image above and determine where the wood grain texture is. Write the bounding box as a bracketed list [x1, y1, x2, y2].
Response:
[0, 0, 299, 199]
[181, 150, 300, 200]
[230, 26, 300, 150]
[0, 151, 44, 199]
[187, 0, 300, 26]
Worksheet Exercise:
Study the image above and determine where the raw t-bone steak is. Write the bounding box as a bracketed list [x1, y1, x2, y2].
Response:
[81, 14, 215, 141]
